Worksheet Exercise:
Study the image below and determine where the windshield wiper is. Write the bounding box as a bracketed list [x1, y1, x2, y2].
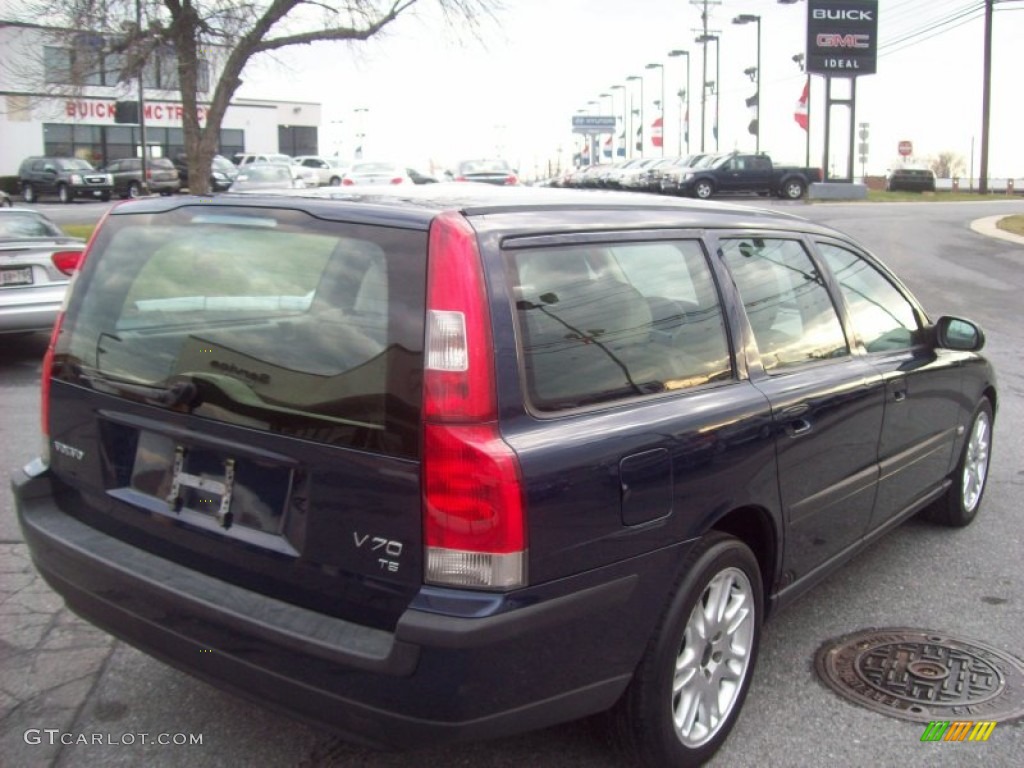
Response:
[77, 370, 199, 409]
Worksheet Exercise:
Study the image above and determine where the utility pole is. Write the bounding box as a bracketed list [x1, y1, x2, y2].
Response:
[690, 0, 720, 152]
[688, 0, 720, 153]
[979, 0, 993, 194]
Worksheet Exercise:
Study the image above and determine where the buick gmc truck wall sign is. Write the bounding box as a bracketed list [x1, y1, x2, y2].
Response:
[807, 0, 879, 76]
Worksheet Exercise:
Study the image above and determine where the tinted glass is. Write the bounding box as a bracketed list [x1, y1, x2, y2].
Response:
[509, 240, 731, 411]
[58, 207, 428, 457]
[817, 243, 920, 352]
[721, 238, 848, 371]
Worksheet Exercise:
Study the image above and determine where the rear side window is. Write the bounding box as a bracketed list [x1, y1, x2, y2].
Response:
[508, 240, 731, 411]
[58, 206, 427, 457]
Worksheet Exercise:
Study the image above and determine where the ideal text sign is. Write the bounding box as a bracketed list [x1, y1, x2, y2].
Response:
[572, 115, 616, 135]
[807, 0, 878, 76]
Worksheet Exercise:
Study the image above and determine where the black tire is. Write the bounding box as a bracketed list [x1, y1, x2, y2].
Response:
[58, 184, 71, 204]
[781, 178, 806, 200]
[22, 183, 35, 204]
[329, 176, 342, 186]
[100, 192, 111, 202]
[924, 399, 993, 527]
[613, 532, 763, 767]
[693, 180, 714, 199]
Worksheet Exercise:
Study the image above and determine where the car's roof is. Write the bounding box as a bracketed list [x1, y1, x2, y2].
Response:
[110, 183, 844, 239]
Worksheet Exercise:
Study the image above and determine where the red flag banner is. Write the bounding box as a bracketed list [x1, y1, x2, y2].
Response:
[794, 81, 809, 132]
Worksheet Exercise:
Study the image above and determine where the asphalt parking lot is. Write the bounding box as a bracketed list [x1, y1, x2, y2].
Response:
[2, 196, 1023, 767]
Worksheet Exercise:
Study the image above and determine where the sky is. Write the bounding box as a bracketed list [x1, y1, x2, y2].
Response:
[2, 0, 1019, 178]
[233, 0, 1024, 179]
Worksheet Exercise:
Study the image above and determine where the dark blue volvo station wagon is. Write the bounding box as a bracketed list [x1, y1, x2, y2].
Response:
[14, 186, 996, 766]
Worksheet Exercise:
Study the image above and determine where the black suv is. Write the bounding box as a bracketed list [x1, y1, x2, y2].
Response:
[173, 153, 238, 192]
[13, 187, 996, 766]
[18, 157, 113, 203]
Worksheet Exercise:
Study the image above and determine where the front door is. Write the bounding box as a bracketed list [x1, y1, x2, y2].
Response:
[814, 241, 963, 528]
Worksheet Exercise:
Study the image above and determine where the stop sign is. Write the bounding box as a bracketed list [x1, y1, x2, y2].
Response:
[898, 140, 913, 157]
[651, 117, 663, 148]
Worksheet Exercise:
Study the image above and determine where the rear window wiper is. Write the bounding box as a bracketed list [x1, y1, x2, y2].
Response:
[76, 370, 198, 408]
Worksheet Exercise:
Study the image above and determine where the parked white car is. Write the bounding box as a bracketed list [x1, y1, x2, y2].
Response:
[293, 156, 350, 186]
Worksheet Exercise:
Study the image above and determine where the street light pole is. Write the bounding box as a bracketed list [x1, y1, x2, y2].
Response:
[668, 50, 690, 156]
[611, 84, 626, 160]
[695, 34, 719, 152]
[733, 14, 761, 153]
[626, 75, 643, 157]
[645, 63, 665, 157]
[600, 92, 613, 162]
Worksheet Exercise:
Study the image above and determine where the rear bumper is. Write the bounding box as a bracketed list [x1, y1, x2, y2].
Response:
[0, 286, 65, 333]
[14, 468, 678, 748]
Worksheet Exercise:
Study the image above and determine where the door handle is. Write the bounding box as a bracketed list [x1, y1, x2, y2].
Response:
[893, 390, 907, 403]
[786, 418, 813, 437]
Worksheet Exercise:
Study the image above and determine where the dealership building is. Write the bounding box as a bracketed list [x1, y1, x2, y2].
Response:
[0, 20, 321, 176]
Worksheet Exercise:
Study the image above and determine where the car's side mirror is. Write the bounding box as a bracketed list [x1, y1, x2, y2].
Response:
[934, 316, 985, 351]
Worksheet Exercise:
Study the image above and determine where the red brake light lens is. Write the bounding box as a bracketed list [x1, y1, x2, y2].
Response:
[422, 212, 525, 589]
[51, 250, 83, 276]
[342, 178, 354, 185]
[504, 174, 518, 185]
[423, 212, 496, 422]
[390, 177, 404, 185]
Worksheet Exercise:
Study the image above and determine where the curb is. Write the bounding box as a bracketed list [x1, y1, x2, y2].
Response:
[970, 215, 1024, 246]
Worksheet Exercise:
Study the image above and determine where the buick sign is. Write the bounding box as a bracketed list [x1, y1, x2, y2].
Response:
[807, 0, 878, 76]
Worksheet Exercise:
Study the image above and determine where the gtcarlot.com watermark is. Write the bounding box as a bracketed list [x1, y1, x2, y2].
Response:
[24, 729, 203, 746]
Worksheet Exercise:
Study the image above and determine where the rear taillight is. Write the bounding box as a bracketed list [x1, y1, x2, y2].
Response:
[454, 175, 468, 182]
[422, 212, 526, 589]
[146, 169, 153, 180]
[390, 177, 404, 185]
[39, 312, 62, 462]
[51, 250, 83, 276]
[342, 178, 354, 186]
[504, 174, 518, 185]
[41, 207, 110, 462]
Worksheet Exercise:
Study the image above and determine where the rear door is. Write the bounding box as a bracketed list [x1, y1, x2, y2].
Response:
[716, 234, 885, 585]
[47, 202, 429, 630]
[491, 228, 778, 584]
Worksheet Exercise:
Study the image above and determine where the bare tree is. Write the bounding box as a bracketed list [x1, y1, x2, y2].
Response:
[929, 151, 966, 179]
[11, 1, 495, 193]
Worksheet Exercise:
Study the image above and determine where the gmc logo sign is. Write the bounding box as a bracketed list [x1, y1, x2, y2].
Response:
[812, 9, 873, 21]
[816, 33, 871, 49]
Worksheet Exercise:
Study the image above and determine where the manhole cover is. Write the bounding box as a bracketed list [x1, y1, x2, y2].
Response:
[815, 628, 1024, 722]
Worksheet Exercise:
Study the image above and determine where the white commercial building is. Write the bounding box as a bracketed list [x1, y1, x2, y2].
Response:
[0, 20, 321, 176]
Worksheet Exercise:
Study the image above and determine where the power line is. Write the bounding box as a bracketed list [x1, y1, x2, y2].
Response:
[880, 2, 984, 49]
[880, 5, 986, 57]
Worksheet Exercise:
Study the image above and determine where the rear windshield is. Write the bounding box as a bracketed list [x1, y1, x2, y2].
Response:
[56, 205, 427, 457]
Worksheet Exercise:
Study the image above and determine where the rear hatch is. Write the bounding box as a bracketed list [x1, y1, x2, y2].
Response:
[46, 200, 428, 630]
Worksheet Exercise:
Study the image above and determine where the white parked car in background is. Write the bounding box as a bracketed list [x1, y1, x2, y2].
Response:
[293, 156, 349, 186]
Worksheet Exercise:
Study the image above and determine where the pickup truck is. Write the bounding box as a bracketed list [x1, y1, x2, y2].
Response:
[677, 152, 822, 200]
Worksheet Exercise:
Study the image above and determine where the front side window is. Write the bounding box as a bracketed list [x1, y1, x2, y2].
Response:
[721, 237, 848, 371]
[509, 240, 731, 411]
[816, 243, 920, 352]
